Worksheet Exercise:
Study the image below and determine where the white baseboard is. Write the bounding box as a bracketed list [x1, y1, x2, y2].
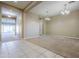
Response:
[23, 35, 40, 40]
[22, 34, 79, 40]
[46, 34, 79, 40]
[61, 35, 79, 39]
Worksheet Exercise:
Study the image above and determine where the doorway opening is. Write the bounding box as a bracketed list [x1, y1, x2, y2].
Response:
[0, 6, 22, 42]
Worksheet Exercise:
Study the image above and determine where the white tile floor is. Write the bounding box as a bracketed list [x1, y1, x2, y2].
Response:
[0, 40, 63, 58]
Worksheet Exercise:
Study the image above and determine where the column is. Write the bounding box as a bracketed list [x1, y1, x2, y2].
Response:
[0, 4, 2, 41]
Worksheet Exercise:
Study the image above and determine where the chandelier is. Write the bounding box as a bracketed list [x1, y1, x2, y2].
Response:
[60, 3, 70, 15]
[44, 11, 51, 21]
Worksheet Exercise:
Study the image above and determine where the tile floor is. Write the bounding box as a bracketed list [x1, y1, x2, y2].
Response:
[0, 40, 63, 58]
[27, 35, 79, 58]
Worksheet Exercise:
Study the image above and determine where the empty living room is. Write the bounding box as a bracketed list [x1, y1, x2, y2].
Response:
[0, 0, 79, 58]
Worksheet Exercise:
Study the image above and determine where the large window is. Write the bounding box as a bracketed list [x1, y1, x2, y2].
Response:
[1, 18, 16, 35]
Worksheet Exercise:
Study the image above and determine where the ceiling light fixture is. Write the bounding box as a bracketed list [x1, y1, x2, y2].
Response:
[60, 1, 75, 15]
[13, 1, 18, 3]
[8, 15, 11, 17]
[60, 3, 70, 15]
[44, 11, 51, 21]
[45, 17, 51, 21]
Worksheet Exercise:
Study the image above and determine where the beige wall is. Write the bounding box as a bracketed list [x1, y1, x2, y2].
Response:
[47, 10, 79, 37]
[43, 20, 47, 35]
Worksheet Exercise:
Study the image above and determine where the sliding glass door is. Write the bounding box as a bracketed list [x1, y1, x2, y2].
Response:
[0, 5, 22, 42]
[1, 17, 16, 41]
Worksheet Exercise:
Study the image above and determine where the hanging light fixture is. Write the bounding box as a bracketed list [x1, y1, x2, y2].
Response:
[60, 1, 76, 15]
[8, 15, 11, 17]
[60, 3, 70, 15]
[45, 17, 51, 21]
[13, 1, 18, 3]
[44, 11, 51, 21]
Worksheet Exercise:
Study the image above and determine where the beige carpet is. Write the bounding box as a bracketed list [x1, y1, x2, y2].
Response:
[27, 35, 79, 58]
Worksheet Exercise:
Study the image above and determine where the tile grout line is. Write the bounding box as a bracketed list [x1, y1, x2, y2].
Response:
[27, 41, 64, 58]
[5, 43, 10, 57]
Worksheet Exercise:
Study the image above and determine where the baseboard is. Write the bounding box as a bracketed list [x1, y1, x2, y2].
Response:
[46, 34, 79, 40]
[23, 35, 40, 40]
[61, 35, 79, 39]
[22, 34, 79, 40]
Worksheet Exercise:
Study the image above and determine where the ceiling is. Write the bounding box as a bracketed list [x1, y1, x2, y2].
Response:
[1, 1, 41, 17]
[2, 7, 18, 16]
[2, 1, 31, 10]
[1, 1, 79, 17]
[30, 1, 79, 17]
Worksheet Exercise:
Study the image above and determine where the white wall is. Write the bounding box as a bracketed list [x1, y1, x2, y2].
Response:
[0, 4, 1, 41]
[24, 12, 40, 39]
